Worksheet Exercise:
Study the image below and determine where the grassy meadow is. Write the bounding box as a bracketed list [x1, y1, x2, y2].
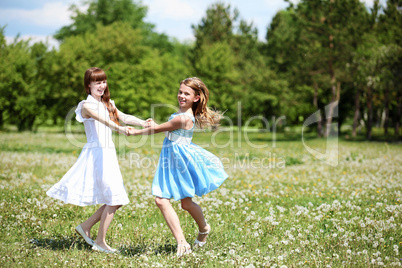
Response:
[0, 128, 401, 267]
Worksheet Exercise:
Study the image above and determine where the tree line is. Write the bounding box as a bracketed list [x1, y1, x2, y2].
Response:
[0, 0, 400, 139]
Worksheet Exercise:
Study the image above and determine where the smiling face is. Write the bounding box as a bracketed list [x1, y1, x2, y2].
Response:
[177, 83, 200, 110]
[89, 80, 107, 101]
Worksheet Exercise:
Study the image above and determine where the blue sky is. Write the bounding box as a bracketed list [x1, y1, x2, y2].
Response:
[0, 0, 376, 49]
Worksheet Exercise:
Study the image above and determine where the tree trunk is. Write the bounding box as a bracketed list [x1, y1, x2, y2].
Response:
[18, 116, 35, 132]
[366, 86, 373, 140]
[313, 81, 323, 137]
[352, 89, 360, 137]
[396, 88, 401, 138]
[325, 33, 339, 137]
[383, 87, 389, 135]
[325, 79, 339, 137]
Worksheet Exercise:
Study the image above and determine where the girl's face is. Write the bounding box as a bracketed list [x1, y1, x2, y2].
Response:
[177, 83, 199, 109]
[89, 80, 107, 101]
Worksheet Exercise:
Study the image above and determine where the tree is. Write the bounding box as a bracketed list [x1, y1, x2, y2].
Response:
[265, 0, 372, 136]
[377, 0, 402, 138]
[50, 22, 187, 123]
[192, 3, 285, 125]
[0, 30, 52, 131]
[55, 0, 149, 41]
[54, 0, 174, 53]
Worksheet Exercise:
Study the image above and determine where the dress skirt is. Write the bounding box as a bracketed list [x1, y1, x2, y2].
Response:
[152, 138, 228, 201]
[46, 146, 129, 207]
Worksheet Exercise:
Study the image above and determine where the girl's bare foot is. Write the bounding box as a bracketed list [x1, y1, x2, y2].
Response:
[176, 240, 192, 257]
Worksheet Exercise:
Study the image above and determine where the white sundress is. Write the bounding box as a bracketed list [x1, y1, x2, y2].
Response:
[46, 94, 129, 206]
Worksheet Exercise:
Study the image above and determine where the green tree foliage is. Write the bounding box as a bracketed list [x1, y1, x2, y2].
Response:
[54, 0, 149, 41]
[192, 3, 286, 126]
[0, 28, 53, 131]
[1, 0, 400, 139]
[54, 0, 173, 53]
[52, 22, 187, 122]
[264, 0, 397, 138]
[377, 0, 402, 137]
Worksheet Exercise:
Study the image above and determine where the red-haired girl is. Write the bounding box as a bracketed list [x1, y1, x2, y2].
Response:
[47, 67, 147, 253]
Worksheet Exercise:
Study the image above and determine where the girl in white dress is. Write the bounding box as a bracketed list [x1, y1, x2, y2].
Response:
[47, 67, 147, 253]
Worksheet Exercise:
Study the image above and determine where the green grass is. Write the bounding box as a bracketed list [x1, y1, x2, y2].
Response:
[0, 129, 401, 267]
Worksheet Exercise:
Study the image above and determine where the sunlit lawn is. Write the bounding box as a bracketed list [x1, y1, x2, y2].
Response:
[0, 128, 401, 267]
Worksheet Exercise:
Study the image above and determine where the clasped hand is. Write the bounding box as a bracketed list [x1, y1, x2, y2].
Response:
[124, 118, 155, 136]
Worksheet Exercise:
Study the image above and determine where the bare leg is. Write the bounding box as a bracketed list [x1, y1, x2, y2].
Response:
[155, 197, 190, 255]
[155, 197, 186, 243]
[93, 205, 121, 250]
[79, 204, 106, 238]
[181, 198, 209, 242]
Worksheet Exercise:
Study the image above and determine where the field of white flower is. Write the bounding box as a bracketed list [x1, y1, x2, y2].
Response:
[0, 130, 401, 267]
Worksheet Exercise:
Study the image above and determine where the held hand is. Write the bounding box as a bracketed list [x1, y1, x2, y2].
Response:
[124, 126, 131, 136]
[144, 118, 156, 128]
[118, 126, 127, 136]
[128, 127, 137, 136]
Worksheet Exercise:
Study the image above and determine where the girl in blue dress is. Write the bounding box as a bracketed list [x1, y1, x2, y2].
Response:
[129, 77, 228, 256]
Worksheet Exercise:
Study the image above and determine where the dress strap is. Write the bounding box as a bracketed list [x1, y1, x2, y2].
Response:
[175, 112, 194, 121]
[175, 113, 195, 130]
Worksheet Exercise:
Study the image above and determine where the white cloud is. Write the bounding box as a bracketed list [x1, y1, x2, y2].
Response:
[360, 0, 375, 6]
[262, 0, 292, 10]
[0, 2, 73, 28]
[5, 34, 60, 50]
[147, 0, 198, 20]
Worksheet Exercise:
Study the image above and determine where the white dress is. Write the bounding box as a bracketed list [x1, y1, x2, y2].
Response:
[46, 94, 129, 206]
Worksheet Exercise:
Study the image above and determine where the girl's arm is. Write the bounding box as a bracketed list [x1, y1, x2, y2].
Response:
[82, 102, 129, 135]
[130, 115, 190, 136]
[115, 107, 147, 127]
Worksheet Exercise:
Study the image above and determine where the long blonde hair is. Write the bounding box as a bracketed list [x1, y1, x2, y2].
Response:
[180, 77, 222, 129]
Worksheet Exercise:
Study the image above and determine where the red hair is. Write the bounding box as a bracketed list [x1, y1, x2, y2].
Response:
[84, 67, 119, 125]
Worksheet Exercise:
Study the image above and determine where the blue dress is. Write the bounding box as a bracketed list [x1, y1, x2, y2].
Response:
[152, 113, 228, 201]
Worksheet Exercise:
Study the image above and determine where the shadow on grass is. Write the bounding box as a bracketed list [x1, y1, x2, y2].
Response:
[30, 235, 92, 251]
[31, 238, 180, 257]
[119, 242, 176, 257]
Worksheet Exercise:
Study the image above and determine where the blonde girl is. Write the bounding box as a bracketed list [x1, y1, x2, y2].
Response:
[129, 77, 228, 256]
